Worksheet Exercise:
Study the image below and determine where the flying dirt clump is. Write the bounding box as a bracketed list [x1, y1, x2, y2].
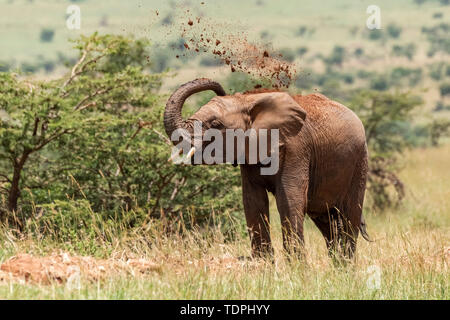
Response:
[157, 5, 298, 88]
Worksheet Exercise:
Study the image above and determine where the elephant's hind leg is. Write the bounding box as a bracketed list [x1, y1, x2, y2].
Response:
[311, 207, 358, 264]
[340, 154, 369, 260]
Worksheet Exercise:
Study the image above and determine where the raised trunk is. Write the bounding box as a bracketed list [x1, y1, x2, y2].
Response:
[164, 78, 226, 141]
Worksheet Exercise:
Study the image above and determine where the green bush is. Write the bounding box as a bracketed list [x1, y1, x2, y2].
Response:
[0, 33, 243, 235]
[278, 47, 296, 63]
[297, 46, 308, 57]
[391, 43, 416, 60]
[429, 62, 447, 80]
[40, 28, 55, 42]
[387, 23, 402, 38]
[434, 101, 450, 112]
[390, 67, 422, 87]
[370, 75, 389, 91]
[323, 46, 346, 67]
[296, 25, 314, 37]
[368, 29, 384, 41]
[0, 60, 11, 72]
[354, 48, 364, 58]
[422, 23, 450, 56]
[440, 82, 450, 97]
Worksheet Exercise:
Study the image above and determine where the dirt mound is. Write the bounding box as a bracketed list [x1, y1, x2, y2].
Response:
[0, 253, 161, 285]
[158, 3, 298, 88]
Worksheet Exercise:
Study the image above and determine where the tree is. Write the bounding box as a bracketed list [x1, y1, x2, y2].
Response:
[349, 90, 423, 210]
[0, 33, 243, 234]
[0, 34, 157, 220]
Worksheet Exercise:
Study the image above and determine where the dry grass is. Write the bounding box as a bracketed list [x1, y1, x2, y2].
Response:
[0, 145, 449, 299]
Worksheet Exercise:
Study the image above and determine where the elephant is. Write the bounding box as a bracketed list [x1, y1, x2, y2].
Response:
[164, 78, 371, 261]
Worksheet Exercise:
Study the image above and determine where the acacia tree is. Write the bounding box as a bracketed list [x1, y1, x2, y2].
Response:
[0, 33, 159, 220]
[0, 33, 242, 231]
[349, 90, 423, 210]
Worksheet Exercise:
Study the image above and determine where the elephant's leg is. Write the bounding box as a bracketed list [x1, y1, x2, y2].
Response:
[241, 172, 273, 258]
[310, 209, 343, 260]
[275, 180, 308, 258]
[339, 156, 368, 260]
[310, 207, 355, 264]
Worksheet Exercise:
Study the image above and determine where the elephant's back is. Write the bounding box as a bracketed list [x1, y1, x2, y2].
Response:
[293, 93, 366, 144]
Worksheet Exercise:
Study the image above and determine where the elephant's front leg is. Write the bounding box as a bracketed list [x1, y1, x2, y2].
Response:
[241, 173, 272, 258]
[275, 177, 308, 258]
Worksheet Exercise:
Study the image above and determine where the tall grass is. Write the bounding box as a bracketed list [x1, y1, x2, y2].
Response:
[0, 145, 449, 299]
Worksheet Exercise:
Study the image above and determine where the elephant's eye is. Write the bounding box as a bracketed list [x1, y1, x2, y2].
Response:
[210, 120, 223, 128]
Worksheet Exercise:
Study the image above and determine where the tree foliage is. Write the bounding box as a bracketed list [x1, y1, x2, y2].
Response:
[0, 33, 243, 234]
[349, 90, 423, 210]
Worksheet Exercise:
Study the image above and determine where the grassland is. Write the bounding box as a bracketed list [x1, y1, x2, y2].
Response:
[0, 144, 448, 299]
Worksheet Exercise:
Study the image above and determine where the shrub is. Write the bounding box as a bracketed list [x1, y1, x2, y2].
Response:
[391, 43, 416, 60]
[278, 48, 296, 63]
[370, 75, 389, 91]
[433, 101, 450, 112]
[387, 23, 402, 38]
[368, 29, 383, 41]
[40, 28, 55, 42]
[297, 46, 308, 57]
[422, 23, 450, 56]
[323, 46, 346, 67]
[429, 62, 447, 80]
[390, 67, 422, 87]
[0, 60, 12, 72]
[440, 82, 450, 97]
[354, 48, 364, 58]
[428, 119, 450, 146]
[295, 25, 315, 37]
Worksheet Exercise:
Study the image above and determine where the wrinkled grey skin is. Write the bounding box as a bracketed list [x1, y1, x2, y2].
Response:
[164, 78, 371, 260]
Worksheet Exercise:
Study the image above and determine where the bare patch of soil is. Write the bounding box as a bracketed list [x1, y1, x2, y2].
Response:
[0, 253, 161, 285]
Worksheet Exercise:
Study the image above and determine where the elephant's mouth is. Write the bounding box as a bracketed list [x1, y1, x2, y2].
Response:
[168, 140, 240, 166]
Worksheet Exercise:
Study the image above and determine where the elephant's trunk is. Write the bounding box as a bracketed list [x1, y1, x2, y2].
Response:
[164, 78, 226, 141]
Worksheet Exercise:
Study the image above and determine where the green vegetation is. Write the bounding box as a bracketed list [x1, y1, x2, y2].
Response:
[391, 43, 416, 60]
[40, 28, 55, 43]
[0, 34, 243, 239]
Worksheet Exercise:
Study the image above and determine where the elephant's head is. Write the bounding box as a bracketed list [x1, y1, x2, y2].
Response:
[164, 78, 306, 173]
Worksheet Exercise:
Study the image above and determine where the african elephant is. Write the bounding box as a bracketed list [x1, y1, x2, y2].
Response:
[164, 78, 371, 260]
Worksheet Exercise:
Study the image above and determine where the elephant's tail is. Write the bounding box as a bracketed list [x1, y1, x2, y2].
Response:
[359, 216, 373, 242]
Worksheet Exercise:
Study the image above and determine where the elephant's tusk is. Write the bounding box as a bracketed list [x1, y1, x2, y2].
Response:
[168, 146, 196, 163]
[168, 147, 183, 162]
[185, 147, 196, 160]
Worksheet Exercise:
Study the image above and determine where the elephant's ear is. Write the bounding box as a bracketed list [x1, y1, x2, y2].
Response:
[248, 92, 307, 144]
